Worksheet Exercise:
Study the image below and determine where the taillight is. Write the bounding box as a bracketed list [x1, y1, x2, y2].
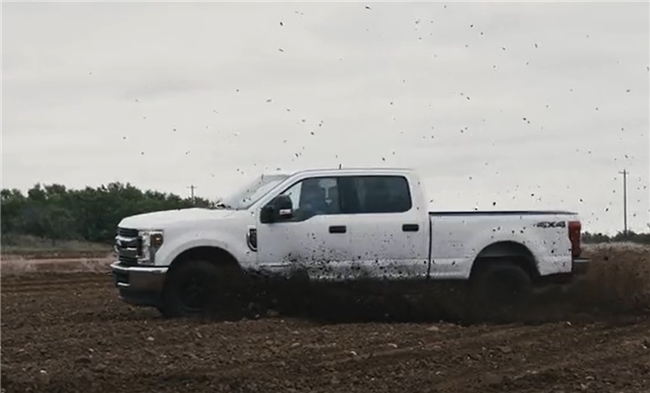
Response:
[568, 220, 581, 258]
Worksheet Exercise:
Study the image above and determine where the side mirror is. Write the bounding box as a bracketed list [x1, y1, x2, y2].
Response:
[260, 195, 294, 224]
[260, 205, 275, 224]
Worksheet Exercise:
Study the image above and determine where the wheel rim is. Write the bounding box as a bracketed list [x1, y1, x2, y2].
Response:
[179, 273, 212, 312]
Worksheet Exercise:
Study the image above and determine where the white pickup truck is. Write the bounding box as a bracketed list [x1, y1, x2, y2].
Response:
[111, 167, 588, 319]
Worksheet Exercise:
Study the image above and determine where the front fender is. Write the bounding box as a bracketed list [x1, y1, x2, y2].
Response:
[155, 229, 256, 269]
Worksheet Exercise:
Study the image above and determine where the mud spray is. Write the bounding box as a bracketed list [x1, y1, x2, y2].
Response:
[209, 244, 650, 325]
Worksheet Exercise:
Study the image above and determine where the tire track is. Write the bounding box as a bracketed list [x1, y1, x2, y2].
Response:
[430, 320, 650, 392]
[311, 322, 562, 368]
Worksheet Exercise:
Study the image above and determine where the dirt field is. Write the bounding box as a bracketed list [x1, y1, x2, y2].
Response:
[2, 244, 650, 393]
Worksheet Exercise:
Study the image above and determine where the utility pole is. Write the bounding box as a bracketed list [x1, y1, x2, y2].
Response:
[187, 185, 197, 203]
[618, 169, 628, 233]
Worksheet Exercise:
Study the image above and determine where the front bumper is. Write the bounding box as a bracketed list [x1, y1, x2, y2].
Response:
[111, 261, 168, 308]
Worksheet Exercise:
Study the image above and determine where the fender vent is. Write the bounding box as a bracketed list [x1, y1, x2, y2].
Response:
[247, 228, 258, 251]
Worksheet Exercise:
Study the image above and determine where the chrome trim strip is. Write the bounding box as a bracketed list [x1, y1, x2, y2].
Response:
[110, 261, 168, 274]
[116, 235, 138, 243]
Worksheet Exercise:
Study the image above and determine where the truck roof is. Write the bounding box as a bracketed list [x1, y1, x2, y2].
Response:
[288, 167, 417, 176]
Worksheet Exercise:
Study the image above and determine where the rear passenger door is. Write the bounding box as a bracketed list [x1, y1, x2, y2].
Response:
[340, 175, 430, 280]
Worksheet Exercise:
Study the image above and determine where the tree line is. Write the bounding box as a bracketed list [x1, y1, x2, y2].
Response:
[1, 183, 649, 246]
[1, 183, 214, 245]
[581, 230, 650, 245]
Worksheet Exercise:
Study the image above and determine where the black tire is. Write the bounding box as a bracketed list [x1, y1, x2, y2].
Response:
[469, 260, 533, 323]
[160, 260, 244, 319]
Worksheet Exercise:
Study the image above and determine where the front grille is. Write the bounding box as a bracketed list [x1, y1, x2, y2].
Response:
[117, 227, 139, 238]
[115, 227, 142, 265]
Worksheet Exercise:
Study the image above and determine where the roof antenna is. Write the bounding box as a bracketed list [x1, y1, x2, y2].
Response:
[338, 163, 342, 169]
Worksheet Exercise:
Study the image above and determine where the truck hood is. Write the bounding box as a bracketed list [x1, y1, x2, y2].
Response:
[118, 208, 245, 230]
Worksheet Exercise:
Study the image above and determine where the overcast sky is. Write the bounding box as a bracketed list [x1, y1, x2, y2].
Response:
[2, 1, 649, 234]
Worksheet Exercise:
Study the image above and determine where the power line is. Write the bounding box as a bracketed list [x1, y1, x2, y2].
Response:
[618, 169, 628, 233]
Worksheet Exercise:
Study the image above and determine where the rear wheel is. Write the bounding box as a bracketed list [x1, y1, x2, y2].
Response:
[161, 260, 244, 319]
[469, 260, 533, 323]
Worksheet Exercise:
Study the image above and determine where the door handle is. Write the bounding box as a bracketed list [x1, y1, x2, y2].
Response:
[329, 225, 347, 234]
[402, 224, 419, 232]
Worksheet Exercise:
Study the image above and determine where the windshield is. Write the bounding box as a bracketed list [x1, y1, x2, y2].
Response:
[218, 174, 289, 210]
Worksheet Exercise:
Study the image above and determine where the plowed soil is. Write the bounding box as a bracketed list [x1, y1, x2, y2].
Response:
[2, 244, 650, 393]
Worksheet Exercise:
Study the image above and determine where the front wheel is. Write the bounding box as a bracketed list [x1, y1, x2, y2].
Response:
[469, 260, 533, 323]
[160, 260, 243, 319]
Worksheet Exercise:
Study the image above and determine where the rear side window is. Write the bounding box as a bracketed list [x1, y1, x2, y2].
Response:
[340, 176, 412, 214]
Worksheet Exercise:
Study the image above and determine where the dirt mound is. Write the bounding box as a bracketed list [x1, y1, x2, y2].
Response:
[575, 243, 650, 314]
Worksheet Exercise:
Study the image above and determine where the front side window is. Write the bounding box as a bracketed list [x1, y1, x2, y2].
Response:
[275, 177, 341, 222]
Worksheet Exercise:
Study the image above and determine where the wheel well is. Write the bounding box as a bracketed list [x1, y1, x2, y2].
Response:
[469, 241, 539, 281]
[168, 246, 241, 273]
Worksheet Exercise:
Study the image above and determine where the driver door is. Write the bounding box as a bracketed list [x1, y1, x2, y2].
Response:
[255, 176, 351, 281]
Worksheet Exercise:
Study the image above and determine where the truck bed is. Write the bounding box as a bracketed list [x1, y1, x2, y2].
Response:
[426, 209, 578, 280]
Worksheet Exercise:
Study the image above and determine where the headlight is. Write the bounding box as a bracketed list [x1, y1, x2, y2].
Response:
[150, 232, 164, 248]
[138, 230, 164, 264]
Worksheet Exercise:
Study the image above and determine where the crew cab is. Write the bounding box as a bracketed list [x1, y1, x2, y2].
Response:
[110, 167, 588, 318]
